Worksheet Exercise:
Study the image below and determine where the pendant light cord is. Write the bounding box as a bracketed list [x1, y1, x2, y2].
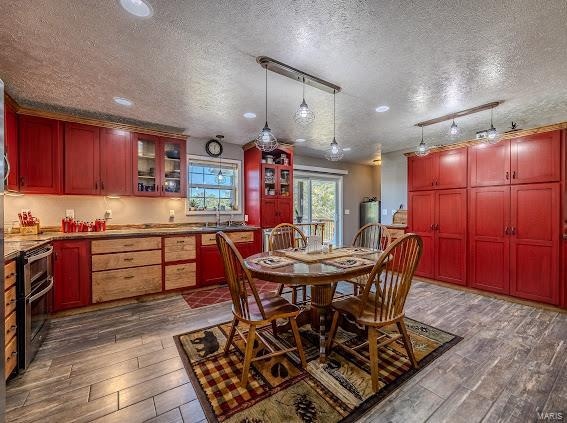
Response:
[333, 90, 336, 139]
[302, 76, 305, 101]
[421, 125, 424, 142]
[265, 66, 268, 124]
[490, 107, 493, 126]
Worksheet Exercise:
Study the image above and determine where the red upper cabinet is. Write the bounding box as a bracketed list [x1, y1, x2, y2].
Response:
[53, 240, 91, 312]
[18, 115, 63, 194]
[64, 123, 100, 195]
[408, 147, 467, 191]
[468, 141, 511, 187]
[4, 99, 19, 192]
[100, 128, 132, 196]
[510, 183, 560, 305]
[408, 154, 437, 191]
[436, 148, 467, 189]
[510, 131, 561, 184]
[133, 134, 185, 197]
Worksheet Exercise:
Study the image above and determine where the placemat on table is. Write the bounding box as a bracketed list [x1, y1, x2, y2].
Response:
[248, 255, 296, 268]
[341, 247, 379, 255]
[283, 247, 353, 263]
[324, 256, 376, 269]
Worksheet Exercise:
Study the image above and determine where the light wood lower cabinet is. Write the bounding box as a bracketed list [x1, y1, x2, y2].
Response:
[165, 263, 196, 290]
[164, 236, 196, 262]
[91, 237, 162, 254]
[5, 336, 17, 379]
[4, 286, 16, 318]
[5, 259, 18, 380]
[92, 265, 162, 303]
[201, 231, 254, 246]
[5, 311, 17, 344]
[92, 250, 162, 271]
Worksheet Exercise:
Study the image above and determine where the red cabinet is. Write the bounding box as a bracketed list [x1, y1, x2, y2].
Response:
[100, 128, 132, 196]
[133, 134, 186, 197]
[199, 246, 225, 286]
[469, 131, 561, 187]
[408, 191, 435, 278]
[4, 100, 19, 192]
[18, 116, 63, 194]
[53, 240, 91, 312]
[469, 186, 511, 294]
[510, 183, 560, 304]
[64, 123, 100, 195]
[408, 148, 467, 191]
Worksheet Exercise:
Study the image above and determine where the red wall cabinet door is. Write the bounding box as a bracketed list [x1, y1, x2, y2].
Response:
[468, 141, 511, 187]
[436, 148, 467, 189]
[276, 197, 293, 225]
[510, 183, 560, 305]
[434, 189, 467, 285]
[4, 101, 19, 191]
[261, 198, 278, 228]
[53, 240, 91, 311]
[510, 130, 561, 184]
[408, 191, 435, 278]
[468, 186, 511, 294]
[100, 128, 132, 196]
[199, 246, 225, 286]
[64, 123, 100, 195]
[18, 116, 63, 194]
[408, 155, 437, 191]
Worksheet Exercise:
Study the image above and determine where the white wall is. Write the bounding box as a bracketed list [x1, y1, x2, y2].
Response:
[380, 149, 408, 224]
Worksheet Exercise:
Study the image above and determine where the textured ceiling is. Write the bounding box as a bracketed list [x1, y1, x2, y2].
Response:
[1, 0, 567, 163]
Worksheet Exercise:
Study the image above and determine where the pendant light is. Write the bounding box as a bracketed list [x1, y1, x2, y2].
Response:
[486, 107, 500, 144]
[215, 135, 225, 184]
[415, 126, 430, 157]
[449, 116, 460, 137]
[294, 77, 315, 125]
[325, 90, 344, 161]
[255, 66, 278, 152]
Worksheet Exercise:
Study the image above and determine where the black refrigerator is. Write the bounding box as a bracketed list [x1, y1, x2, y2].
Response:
[360, 200, 381, 227]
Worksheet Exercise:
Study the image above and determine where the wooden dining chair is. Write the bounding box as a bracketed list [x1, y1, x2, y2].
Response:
[216, 232, 307, 387]
[268, 223, 308, 304]
[345, 223, 392, 296]
[325, 233, 423, 392]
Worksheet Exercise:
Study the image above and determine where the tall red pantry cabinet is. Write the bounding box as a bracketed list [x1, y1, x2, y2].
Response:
[408, 129, 564, 307]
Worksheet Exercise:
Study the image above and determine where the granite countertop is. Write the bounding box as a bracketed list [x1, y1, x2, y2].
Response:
[4, 225, 260, 260]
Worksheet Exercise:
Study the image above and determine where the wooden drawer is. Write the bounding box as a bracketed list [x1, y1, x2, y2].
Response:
[5, 311, 16, 345]
[5, 335, 17, 380]
[92, 265, 162, 303]
[92, 250, 162, 271]
[91, 237, 162, 254]
[4, 260, 16, 290]
[165, 263, 197, 290]
[5, 287, 16, 318]
[164, 236, 196, 262]
[201, 231, 254, 246]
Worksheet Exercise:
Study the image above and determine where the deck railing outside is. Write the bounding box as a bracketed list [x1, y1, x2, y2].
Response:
[295, 219, 336, 244]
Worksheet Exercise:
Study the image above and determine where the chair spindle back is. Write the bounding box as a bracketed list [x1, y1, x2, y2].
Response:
[352, 223, 392, 252]
[359, 234, 423, 323]
[216, 232, 265, 320]
[269, 223, 307, 251]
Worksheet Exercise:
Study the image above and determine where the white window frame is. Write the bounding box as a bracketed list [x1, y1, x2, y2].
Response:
[186, 154, 243, 215]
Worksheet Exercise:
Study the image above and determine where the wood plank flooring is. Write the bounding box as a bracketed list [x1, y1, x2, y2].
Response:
[5, 281, 566, 422]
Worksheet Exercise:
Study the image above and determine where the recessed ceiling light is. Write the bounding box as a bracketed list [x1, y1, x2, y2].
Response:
[375, 105, 390, 113]
[295, 138, 306, 143]
[113, 96, 133, 107]
[343, 147, 352, 151]
[119, 0, 153, 17]
[243, 112, 256, 119]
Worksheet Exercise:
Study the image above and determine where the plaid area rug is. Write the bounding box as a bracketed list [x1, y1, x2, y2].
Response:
[174, 318, 461, 422]
[182, 282, 281, 309]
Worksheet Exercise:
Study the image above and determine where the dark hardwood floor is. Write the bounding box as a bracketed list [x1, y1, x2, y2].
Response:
[5, 281, 566, 422]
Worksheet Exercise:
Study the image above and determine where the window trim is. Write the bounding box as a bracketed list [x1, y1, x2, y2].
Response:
[186, 154, 243, 215]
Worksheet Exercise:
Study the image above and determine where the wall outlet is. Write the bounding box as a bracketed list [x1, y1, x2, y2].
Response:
[344, 209, 350, 215]
[65, 209, 75, 218]
[382, 209, 388, 216]
[169, 209, 175, 218]
[104, 209, 112, 219]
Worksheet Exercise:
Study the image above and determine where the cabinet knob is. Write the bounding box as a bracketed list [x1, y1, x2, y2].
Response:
[123, 257, 134, 262]
[512, 171, 516, 179]
[505, 172, 509, 180]
[19, 176, 24, 186]
[504, 226, 510, 235]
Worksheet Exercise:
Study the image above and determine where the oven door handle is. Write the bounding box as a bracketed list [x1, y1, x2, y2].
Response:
[28, 276, 54, 303]
[27, 246, 54, 264]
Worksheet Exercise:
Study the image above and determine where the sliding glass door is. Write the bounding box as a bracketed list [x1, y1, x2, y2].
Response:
[293, 172, 342, 245]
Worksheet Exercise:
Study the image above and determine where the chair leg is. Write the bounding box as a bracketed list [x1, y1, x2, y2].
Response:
[277, 283, 284, 295]
[271, 320, 278, 337]
[368, 326, 380, 392]
[290, 318, 307, 368]
[224, 318, 237, 356]
[353, 284, 359, 296]
[302, 285, 307, 303]
[325, 310, 341, 353]
[397, 320, 418, 368]
[240, 325, 257, 388]
[292, 287, 297, 304]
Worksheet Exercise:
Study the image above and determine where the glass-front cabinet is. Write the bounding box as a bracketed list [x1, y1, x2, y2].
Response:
[261, 164, 292, 197]
[133, 134, 185, 197]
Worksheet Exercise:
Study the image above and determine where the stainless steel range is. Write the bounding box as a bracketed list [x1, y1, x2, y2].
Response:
[17, 244, 53, 370]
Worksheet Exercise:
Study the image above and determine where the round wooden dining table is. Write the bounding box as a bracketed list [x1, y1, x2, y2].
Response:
[244, 249, 381, 362]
